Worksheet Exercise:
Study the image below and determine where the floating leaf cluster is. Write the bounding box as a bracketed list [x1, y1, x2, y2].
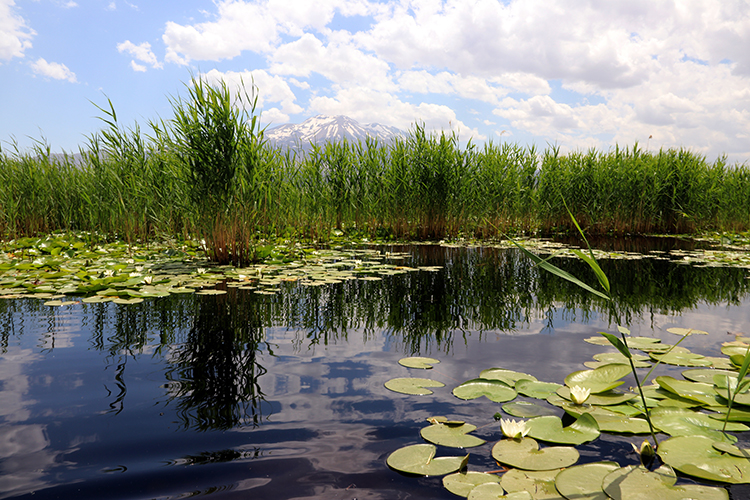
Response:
[385, 335, 750, 498]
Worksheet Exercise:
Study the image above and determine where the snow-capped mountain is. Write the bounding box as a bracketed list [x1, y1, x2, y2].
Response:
[265, 115, 403, 150]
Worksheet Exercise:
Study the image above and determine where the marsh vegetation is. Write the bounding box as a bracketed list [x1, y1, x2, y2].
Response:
[2, 76, 750, 267]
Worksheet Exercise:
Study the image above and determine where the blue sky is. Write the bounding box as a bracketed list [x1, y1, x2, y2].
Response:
[2, 0, 750, 162]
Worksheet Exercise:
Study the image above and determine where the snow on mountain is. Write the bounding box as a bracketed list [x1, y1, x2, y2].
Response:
[264, 115, 403, 150]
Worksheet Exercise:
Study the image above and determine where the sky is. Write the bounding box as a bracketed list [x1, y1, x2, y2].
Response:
[1, 0, 750, 163]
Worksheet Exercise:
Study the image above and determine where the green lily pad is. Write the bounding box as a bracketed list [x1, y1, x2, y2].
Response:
[526, 413, 599, 445]
[555, 387, 635, 406]
[453, 378, 517, 403]
[650, 407, 742, 443]
[467, 483, 532, 500]
[399, 357, 440, 369]
[420, 422, 486, 448]
[500, 468, 562, 500]
[583, 336, 661, 349]
[554, 462, 619, 500]
[480, 368, 537, 386]
[715, 384, 750, 406]
[667, 327, 709, 336]
[721, 345, 749, 357]
[562, 405, 651, 434]
[112, 297, 144, 304]
[655, 376, 719, 405]
[660, 435, 750, 484]
[650, 350, 713, 367]
[386, 443, 467, 476]
[502, 401, 559, 418]
[515, 380, 562, 399]
[682, 368, 745, 384]
[602, 464, 728, 499]
[385, 377, 445, 395]
[584, 352, 651, 369]
[709, 407, 750, 422]
[564, 364, 631, 393]
[491, 437, 579, 471]
[443, 471, 501, 497]
[712, 442, 750, 458]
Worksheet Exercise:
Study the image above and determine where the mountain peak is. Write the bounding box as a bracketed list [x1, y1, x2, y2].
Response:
[265, 115, 403, 150]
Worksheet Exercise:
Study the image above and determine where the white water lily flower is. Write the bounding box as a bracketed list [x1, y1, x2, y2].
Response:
[143, 275, 153, 285]
[501, 418, 529, 439]
[103, 269, 114, 278]
[570, 385, 591, 405]
[197, 268, 206, 274]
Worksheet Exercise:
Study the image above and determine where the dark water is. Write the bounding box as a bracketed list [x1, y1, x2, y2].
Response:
[1, 245, 750, 499]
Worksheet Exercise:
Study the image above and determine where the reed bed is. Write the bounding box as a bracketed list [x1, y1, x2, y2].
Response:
[2, 76, 749, 263]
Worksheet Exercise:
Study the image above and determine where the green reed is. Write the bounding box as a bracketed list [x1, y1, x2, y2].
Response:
[2, 75, 750, 254]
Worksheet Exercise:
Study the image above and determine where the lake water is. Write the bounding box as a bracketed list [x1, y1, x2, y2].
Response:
[1, 244, 750, 499]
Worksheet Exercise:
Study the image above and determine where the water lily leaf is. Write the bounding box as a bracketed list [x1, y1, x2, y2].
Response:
[682, 369, 745, 384]
[666, 327, 709, 336]
[43, 299, 64, 306]
[712, 442, 750, 458]
[714, 384, 750, 406]
[82, 295, 111, 303]
[480, 368, 537, 386]
[196, 289, 227, 295]
[655, 376, 719, 405]
[500, 468, 562, 500]
[491, 437, 579, 471]
[602, 464, 728, 499]
[562, 405, 650, 434]
[584, 336, 662, 350]
[721, 345, 749, 357]
[515, 380, 562, 399]
[502, 401, 559, 418]
[385, 377, 445, 395]
[443, 471, 501, 497]
[526, 413, 599, 445]
[659, 435, 750, 484]
[556, 387, 635, 406]
[564, 364, 631, 393]
[467, 483, 533, 500]
[112, 297, 144, 304]
[709, 407, 750, 422]
[399, 357, 440, 369]
[386, 443, 467, 476]
[420, 422, 486, 448]
[650, 350, 712, 367]
[453, 378, 517, 403]
[650, 407, 742, 443]
[554, 462, 619, 500]
[585, 352, 651, 369]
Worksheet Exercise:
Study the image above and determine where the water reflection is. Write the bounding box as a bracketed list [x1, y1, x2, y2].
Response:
[1, 245, 750, 499]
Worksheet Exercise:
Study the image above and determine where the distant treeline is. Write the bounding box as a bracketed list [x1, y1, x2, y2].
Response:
[1, 77, 749, 258]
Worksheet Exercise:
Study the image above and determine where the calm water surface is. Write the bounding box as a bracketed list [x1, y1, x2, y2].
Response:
[1, 245, 750, 499]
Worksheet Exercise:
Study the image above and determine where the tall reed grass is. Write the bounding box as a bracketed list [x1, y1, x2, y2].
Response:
[2, 75, 750, 263]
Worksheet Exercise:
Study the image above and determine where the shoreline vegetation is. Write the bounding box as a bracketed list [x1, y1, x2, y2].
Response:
[2, 76, 750, 265]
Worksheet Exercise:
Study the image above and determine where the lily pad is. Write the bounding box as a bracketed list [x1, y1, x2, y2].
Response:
[480, 368, 537, 386]
[526, 413, 600, 445]
[585, 352, 651, 370]
[443, 471, 501, 497]
[453, 378, 517, 403]
[562, 405, 650, 434]
[491, 437, 579, 471]
[386, 443, 467, 476]
[666, 327, 709, 336]
[555, 387, 635, 406]
[399, 357, 440, 369]
[502, 401, 559, 419]
[385, 377, 445, 395]
[602, 464, 728, 499]
[564, 364, 631, 394]
[515, 380, 562, 399]
[500, 468, 562, 500]
[650, 350, 712, 367]
[655, 376, 719, 406]
[420, 422, 486, 448]
[554, 462, 619, 500]
[650, 407, 742, 443]
[682, 368, 746, 384]
[659, 435, 750, 483]
[584, 336, 662, 350]
[467, 484, 532, 500]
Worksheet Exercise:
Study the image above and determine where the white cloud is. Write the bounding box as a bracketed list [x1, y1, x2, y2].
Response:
[30, 58, 77, 82]
[0, 0, 34, 62]
[117, 40, 162, 69]
[202, 68, 303, 116]
[129, 60, 146, 72]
